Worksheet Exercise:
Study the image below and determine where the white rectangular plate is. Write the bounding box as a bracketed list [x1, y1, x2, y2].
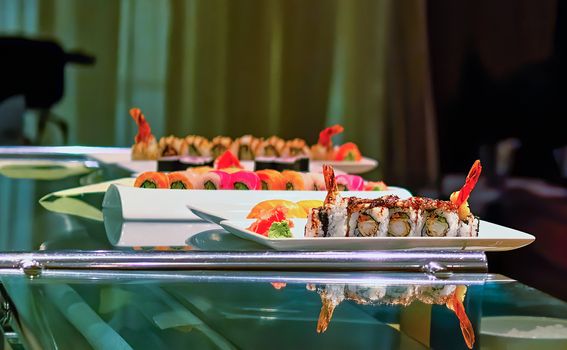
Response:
[219, 219, 535, 251]
[89, 147, 378, 174]
[186, 187, 412, 225]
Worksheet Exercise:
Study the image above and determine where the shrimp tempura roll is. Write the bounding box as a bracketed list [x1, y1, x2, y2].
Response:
[305, 162, 482, 239]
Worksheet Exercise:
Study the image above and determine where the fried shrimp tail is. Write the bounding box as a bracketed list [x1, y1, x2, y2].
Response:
[446, 286, 475, 349]
[453, 160, 482, 208]
[323, 164, 338, 205]
[316, 294, 339, 333]
[129, 107, 153, 144]
[317, 125, 344, 147]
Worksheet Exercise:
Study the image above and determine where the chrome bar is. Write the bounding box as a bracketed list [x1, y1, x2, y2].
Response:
[0, 270, 490, 285]
[0, 250, 487, 274]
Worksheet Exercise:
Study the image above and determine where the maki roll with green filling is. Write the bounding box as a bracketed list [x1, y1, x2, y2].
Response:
[231, 135, 260, 160]
[210, 136, 232, 159]
[282, 138, 311, 158]
[255, 136, 285, 157]
[182, 135, 211, 156]
[158, 135, 185, 157]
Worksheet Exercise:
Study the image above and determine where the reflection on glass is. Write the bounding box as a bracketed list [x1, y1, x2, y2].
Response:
[308, 283, 475, 349]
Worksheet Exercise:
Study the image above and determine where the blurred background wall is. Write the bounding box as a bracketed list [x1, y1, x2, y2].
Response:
[0, 0, 437, 187]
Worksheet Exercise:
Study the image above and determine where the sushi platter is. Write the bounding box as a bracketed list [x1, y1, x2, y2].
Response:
[190, 162, 534, 252]
[126, 107, 378, 174]
[218, 219, 535, 251]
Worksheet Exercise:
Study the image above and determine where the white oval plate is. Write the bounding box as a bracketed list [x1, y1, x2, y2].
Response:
[219, 219, 535, 251]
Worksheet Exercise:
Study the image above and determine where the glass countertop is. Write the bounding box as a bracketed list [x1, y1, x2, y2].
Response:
[1, 271, 566, 350]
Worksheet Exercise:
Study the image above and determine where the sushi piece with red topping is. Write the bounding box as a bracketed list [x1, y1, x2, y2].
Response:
[334, 142, 362, 161]
[215, 150, 243, 170]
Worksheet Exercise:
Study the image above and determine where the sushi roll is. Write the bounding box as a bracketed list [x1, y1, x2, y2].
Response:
[129, 108, 160, 160]
[382, 285, 417, 306]
[134, 171, 170, 189]
[301, 173, 316, 190]
[255, 136, 285, 157]
[158, 135, 185, 157]
[458, 215, 480, 237]
[185, 166, 214, 188]
[336, 174, 364, 191]
[310, 172, 326, 191]
[185, 172, 203, 189]
[228, 171, 261, 190]
[281, 138, 311, 158]
[422, 206, 459, 237]
[305, 200, 349, 237]
[281, 170, 314, 190]
[167, 171, 194, 190]
[255, 169, 286, 190]
[197, 170, 231, 190]
[182, 135, 211, 157]
[210, 136, 233, 159]
[347, 203, 389, 237]
[449, 160, 483, 237]
[231, 135, 261, 160]
[305, 162, 483, 240]
[344, 284, 386, 304]
[416, 284, 457, 304]
[334, 142, 362, 161]
[385, 197, 424, 237]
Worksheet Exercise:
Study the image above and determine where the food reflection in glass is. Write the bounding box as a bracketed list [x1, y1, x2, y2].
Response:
[307, 283, 475, 349]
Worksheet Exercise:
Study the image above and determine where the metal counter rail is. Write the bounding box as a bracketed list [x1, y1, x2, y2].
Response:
[0, 250, 487, 277]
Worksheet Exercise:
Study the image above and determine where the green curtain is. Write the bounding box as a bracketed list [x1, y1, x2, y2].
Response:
[0, 0, 437, 187]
